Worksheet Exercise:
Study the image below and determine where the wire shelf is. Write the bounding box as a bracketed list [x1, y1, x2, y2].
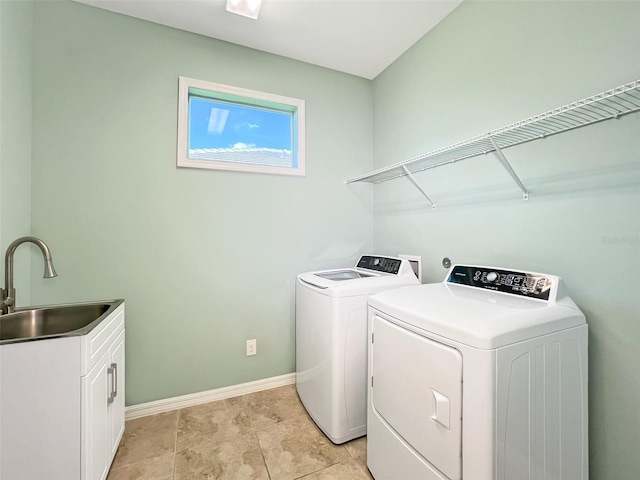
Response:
[346, 79, 640, 186]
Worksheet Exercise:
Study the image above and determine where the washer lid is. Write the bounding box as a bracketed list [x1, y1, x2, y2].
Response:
[369, 281, 586, 349]
[298, 269, 417, 297]
[297, 255, 419, 297]
[314, 269, 376, 281]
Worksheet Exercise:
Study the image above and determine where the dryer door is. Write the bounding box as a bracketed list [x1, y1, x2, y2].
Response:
[371, 315, 463, 480]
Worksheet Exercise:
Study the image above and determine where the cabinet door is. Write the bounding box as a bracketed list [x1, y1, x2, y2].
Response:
[1, 337, 81, 480]
[108, 330, 125, 459]
[82, 350, 110, 480]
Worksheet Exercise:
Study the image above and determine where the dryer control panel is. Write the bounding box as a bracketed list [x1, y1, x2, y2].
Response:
[447, 265, 552, 301]
[357, 256, 402, 275]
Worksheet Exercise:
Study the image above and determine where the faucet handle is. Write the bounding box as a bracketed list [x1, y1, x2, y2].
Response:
[1, 287, 15, 314]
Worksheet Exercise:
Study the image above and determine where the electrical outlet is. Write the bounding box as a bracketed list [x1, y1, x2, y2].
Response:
[246, 339, 257, 356]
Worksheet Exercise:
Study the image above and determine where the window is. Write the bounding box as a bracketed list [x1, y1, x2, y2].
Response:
[177, 77, 305, 176]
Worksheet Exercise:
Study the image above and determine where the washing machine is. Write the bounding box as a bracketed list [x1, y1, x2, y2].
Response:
[367, 264, 588, 480]
[296, 255, 419, 444]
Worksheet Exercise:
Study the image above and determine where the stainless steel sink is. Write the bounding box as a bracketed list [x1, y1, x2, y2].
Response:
[0, 300, 124, 344]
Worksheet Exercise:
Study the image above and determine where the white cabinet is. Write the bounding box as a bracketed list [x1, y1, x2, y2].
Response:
[0, 301, 125, 480]
[81, 312, 125, 480]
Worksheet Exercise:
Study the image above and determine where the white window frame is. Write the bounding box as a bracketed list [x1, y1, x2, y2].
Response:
[177, 76, 305, 176]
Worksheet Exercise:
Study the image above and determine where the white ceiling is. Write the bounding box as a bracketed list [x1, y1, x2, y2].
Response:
[75, 0, 463, 79]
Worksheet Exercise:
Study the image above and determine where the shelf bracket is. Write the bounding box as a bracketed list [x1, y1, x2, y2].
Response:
[402, 166, 436, 208]
[489, 137, 529, 201]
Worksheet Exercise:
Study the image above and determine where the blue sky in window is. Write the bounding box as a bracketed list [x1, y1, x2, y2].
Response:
[189, 97, 292, 150]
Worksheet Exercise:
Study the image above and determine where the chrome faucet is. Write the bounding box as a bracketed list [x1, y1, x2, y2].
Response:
[1, 237, 57, 314]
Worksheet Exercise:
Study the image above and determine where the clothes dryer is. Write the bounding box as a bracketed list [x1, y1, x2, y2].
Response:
[296, 255, 419, 444]
[367, 265, 588, 480]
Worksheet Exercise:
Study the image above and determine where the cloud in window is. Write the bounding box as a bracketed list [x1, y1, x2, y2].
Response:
[232, 142, 256, 149]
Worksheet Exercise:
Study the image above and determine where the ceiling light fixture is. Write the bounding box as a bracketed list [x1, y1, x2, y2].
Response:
[226, 0, 262, 20]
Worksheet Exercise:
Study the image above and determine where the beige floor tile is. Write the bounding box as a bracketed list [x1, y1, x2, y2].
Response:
[257, 414, 350, 480]
[106, 453, 174, 480]
[296, 459, 369, 480]
[174, 431, 269, 480]
[108, 385, 375, 480]
[343, 436, 366, 460]
[112, 411, 178, 469]
[176, 397, 253, 451]
[244, 384, 307, 430]
[343, 437, 373, 479]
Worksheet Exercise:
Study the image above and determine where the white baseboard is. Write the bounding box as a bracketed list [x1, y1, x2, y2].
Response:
[125, 373, 296, 420]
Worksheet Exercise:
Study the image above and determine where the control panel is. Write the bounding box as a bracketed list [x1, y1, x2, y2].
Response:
[357, 256, 403, 275]
[447, 265, 552, 301]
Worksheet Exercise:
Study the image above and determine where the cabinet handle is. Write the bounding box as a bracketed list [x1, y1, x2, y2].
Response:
[107, 363, 117, 404]
[112, 363, 118, 401]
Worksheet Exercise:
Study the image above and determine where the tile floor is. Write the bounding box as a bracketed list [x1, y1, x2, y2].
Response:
[107, 385, 374, 480]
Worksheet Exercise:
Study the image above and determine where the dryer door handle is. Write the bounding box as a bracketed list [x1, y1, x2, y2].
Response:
[429, 389, 451, 430]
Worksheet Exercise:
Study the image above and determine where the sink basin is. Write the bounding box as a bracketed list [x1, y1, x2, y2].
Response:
[0, 300, 124, 344]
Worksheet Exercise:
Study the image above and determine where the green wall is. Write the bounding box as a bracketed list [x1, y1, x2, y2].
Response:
[0, 0, 33, 304]
[372, 1, 640, 478]
[27, 1, 373, 404]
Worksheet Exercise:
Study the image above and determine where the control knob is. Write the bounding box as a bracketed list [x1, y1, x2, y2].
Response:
[486, 271, 500, 283]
